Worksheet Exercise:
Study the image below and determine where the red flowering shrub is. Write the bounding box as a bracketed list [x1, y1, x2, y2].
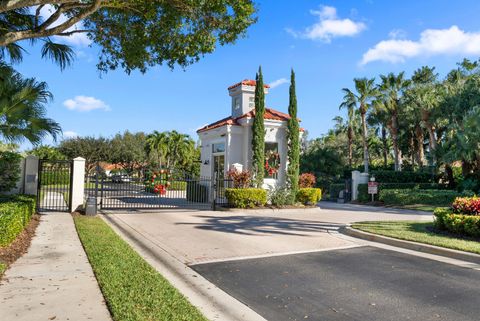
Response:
[452, 196, 480, 215]
[226, 169, 252, 188]
[299, 173, 316, 188]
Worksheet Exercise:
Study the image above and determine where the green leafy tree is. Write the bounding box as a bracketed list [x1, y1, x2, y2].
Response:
[286, 69, 299, 201]
[0, 63, 61, 145]
[251, 66, 265, 187]
[59, 136, 111, 178]
[110, 131, 147, 175]
[0, 1, 257, 73]
[28, 145, 65, 160]
[0, 150, 21, 193]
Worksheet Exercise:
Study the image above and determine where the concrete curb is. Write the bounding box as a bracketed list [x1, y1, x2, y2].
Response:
[341, 226, 480, 265]
[101, 213, 267, 321]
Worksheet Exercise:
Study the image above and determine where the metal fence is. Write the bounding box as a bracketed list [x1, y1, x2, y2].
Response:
[37, 160, 73, 212]
[86, 167, 232, 210]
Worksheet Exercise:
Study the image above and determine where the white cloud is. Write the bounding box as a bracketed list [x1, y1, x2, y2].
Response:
[361, 25, 480, 65]
[288, 5, 366, 42]
[63, 131, 78, 138]
[63, 96, 110, 112]
[269, 78, 289, 89]
[38, 5, 91, 47]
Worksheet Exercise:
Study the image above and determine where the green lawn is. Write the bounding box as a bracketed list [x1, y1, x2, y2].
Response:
[393, 204, 439, 212]
[352, 221, 480, 255]
[73, 215, 208, 321]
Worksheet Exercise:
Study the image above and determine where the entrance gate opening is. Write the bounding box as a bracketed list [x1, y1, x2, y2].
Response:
[87, 166, 231, 211]
[37, 160, 73, 212]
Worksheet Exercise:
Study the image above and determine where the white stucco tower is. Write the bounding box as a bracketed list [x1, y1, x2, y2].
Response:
[228, 80, 269, 118]
[198, 79, 302, 189]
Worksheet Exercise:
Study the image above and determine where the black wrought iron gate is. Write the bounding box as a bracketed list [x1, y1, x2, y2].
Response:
[86, 167, 231, 211]
[37, 160, 73, 212]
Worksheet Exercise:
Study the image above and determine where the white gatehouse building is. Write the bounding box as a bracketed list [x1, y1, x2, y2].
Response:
[197, 79, 302, 189]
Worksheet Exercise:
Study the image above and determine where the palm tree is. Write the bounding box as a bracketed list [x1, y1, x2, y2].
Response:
[339, 89, 358, 168]
[146, 131, 168, 169]
[368, 104, 390, 168]
[342, 77, 377, 173]
[166, 130, 195, 171]
[0, 63, 61, 145]
[376, 72, 410, 171]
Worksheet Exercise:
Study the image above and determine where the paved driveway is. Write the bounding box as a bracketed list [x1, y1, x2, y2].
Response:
[193, 246, 480, 321]
[105, 203, 431, 265]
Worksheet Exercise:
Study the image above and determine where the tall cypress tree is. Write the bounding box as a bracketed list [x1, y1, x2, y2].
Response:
[287, 69, 300, 202]
[252, 66, 265, 187]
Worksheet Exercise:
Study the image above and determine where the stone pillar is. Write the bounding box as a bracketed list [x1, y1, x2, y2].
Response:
[24, 156, 39, 196]
[70, 157, 86, 212]
[351, 170, 369, 201]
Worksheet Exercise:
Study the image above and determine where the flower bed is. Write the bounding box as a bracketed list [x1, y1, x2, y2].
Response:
[434, 196, 480, 238]
[144, 170, 187, 195]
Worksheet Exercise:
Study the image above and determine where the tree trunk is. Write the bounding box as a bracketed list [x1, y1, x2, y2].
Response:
[391, 114, 402, 171]
[409, 133, 415, 168]
[347, 126, 353, 168]
[445, 164, 455, 189]
[381, 126, 388, 168]
[426, 123, 437, 165]
[360, 108, 369, 173]
[415, 124, 425, 167]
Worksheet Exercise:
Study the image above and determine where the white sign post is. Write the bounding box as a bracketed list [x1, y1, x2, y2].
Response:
[368, 179, 378, 202]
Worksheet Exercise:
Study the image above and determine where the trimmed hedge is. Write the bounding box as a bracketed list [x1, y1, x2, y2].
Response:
[0, 195, 36, 247]
[371, 170, 434, 183]
[329, 183, 344, 200]
[434, 207, 480, 238]
[0, 151, 22, 193]
[170, 181, 187, 191]
[379, 189, 472, 206]
[297, 188, 322, 205]
[225, 188, 267, 208]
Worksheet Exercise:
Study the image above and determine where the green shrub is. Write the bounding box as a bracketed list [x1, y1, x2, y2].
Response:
[186, 181, 209, 203]
[268, 187, 293, 206]
[357, 184, 374, 202]
[329, 183, 344, 200]
[297, 188, 322, 205]
[170, 181, 187, 191]
[0, 152, 22, 193]
[434, 208, 480, 238]
[0, 195, 36, 247]
[379, 183, 440, 190]
[371, 170, 434, 183]
[380, 189, 472, 206]
[225, 188, 267, 208]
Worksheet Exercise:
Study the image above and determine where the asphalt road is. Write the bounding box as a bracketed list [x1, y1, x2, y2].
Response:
[193, 246, 480, 321]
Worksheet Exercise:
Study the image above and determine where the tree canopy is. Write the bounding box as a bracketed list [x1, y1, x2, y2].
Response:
[0, 0, 257, 72]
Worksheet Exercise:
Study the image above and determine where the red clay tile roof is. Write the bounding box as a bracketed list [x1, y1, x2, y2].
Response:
[228, 79, 270, 90]
[197, 108, 299, 133]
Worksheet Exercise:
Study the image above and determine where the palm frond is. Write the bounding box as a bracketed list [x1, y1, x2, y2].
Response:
[41, 39, 75, 70]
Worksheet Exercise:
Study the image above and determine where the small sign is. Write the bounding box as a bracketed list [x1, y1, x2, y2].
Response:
[368, 181, 379, 194]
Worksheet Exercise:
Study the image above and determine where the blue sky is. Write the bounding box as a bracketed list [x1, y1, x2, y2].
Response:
[14, 0, 480, 149]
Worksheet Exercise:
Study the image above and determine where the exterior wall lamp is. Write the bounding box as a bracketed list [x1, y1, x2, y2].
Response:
[204, 160, 210, 165]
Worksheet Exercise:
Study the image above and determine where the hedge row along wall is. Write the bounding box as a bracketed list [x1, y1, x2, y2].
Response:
[0, 195, 36, 247]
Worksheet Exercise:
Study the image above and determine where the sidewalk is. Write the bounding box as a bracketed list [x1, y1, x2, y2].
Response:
[0, 213, 111, 321]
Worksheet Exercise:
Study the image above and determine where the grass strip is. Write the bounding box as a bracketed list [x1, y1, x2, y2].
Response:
[73, 215, 208, 321]
[352, 221, 480, 255]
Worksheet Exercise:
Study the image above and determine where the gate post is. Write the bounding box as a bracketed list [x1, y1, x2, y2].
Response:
[70, 157, 86, 212]
[24, 155, 39, 196]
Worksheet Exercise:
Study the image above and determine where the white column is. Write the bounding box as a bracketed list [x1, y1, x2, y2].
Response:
[24, 156, 39, 196]
[70, 157, 86, 212]
[351, 170, 369, 201]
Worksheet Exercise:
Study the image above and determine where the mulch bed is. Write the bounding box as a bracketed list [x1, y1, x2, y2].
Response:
[0, 214, 41, 274]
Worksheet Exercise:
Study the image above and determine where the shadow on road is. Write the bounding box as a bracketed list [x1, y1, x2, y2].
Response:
[176, 215, 343, 236]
